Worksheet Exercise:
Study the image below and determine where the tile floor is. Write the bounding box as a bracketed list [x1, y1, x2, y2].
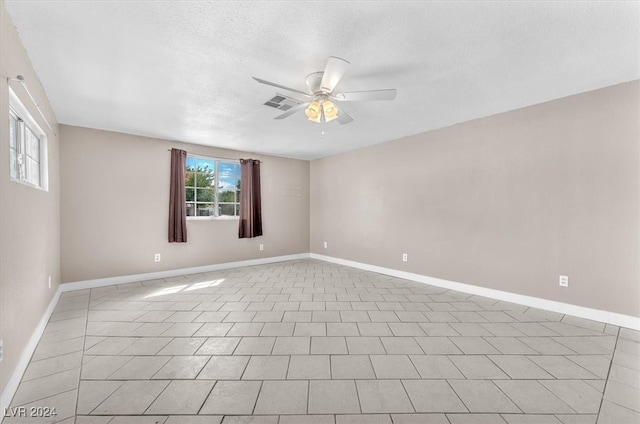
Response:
[4, 259, 640, 424]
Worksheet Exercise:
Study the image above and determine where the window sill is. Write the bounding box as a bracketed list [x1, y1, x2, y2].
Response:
[187, 216, 239, 221]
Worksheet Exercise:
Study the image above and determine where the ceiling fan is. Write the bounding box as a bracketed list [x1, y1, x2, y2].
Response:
[253, 56, 397, 125]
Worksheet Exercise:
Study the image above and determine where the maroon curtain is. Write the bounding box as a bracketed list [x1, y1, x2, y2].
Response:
[239, 159, 263, 238]
[168, 148, 187, 243]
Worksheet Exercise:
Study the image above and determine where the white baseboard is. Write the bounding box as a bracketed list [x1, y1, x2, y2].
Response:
[61, 253, 311, 292]
[0, 286, 62, 423]
[310, 253, 640, 331]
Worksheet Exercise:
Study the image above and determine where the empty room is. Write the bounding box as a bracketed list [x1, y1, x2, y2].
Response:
[0, 1, 639, 423]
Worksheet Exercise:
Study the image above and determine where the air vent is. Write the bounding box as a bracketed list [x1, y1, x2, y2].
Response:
[263, 93, 302, 112]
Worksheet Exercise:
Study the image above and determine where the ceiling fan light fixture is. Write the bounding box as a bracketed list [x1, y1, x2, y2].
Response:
[305, 101, 322, 122]
[322, 100, 338, 122]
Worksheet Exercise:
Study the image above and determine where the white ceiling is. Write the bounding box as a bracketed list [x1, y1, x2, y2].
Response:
[5, 1, 639, 160]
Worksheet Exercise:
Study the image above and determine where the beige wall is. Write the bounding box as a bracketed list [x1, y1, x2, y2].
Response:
[311, 81, 640, 317]
[60, 125, 309, 282]
[0, 2, 61, 395]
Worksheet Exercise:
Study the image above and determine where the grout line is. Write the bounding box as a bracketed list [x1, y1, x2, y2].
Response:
[596, 325, 621, 420]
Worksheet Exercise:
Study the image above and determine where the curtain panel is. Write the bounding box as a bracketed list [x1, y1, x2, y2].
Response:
[168, 148, 188, 243]
[239, 158, 263, 238]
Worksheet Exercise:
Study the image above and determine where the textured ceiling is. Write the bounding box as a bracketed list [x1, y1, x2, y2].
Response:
[5, 1, 639, 160]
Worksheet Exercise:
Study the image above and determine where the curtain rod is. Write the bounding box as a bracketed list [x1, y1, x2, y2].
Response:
[7, 75, 57, 136]
[167, 149, 261, 162]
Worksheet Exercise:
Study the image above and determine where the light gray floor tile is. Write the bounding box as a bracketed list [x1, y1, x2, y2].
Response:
[501, 414, 563, 423]
[449, 337, 500, 354]
[196, 337, 241, 355]
[540, 380, 602, 413]
[253, 380, 308, 414]
[448, 380, 520, 413]
[234, 337, 275, 355]
[409, 355, 465, 379]
[279, 415, 334, 424]
[309, 380, 361, 414]
[260, 323, 295, 336]
[200, 380, 262, 415]
[18, 389, 78, 423]
[11, 259, 636, 422]
[109, 355, 170, 379]
[221, 416, 278, 424]
[272, 336, 310, 354]
[92, 380, 169, 414]
[380, 337, 423, 354]
[12, 368, 80, 406]
[603, 380, 640, 412]
[84, 337, 137, 356]
[288, 355, 331, 379]
[357, 323, 393, 336]
[402, 380, 467, 412]
[146, 380, 215, 414]
[493, 380, 574, 413]
[242, 355, 290, 380]
[446, 414, 507, 423]
[448, 355, 509, 379]
[152, 356, 210, 379]
[22, 351, 82, 382]
[327, 323, 360, 336]
[391, 413, 450, 424]
[356, 379, 414, 413]
[608, 363, 640, 389]
[311, 337, 348, 354]
[294, 323, 327, 336]
[488, 355, 554, 379]
[194, 323, 233, 337]
[77, 380, 124, 414]
[121, 337, 174, 355]
[519, 337, 576, 355]
[389, 323, 427, 336]
[228, 323, 265, 336]
[370, 355, 420, 379]
[331, 355, 376, 379]
[484, 338, 537, 355]
[419, 323, 461, 336]
[165, 417, 223, 424]
[336, 414, 392, 423]
[528, 356, 598, 379]
[346, 336, 386, 354]
[597, 400, 640, 424]
[414, 337, 463, 354]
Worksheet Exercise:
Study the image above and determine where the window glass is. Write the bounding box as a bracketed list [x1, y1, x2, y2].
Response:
[185, 155, 241, 218]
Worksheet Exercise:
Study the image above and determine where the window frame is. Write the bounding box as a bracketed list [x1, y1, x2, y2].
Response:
[8, 88, 48, 191]
[185, 153, 240, 220]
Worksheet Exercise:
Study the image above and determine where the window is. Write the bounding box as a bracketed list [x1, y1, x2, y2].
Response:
[9, 88, 47, 190]
[185, 155, 241, 218]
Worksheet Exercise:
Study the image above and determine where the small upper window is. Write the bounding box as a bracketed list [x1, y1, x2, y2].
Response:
[9, 88, 47, 190]
[185, 155, 240, 218]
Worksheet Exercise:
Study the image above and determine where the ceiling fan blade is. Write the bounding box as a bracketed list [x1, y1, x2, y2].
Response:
[320, 56, 350, 93]
[335, 104, 354, 125]
[252, 77, 312, 97]
[274, 102, 309, 120]
[333, 89, 397, 102]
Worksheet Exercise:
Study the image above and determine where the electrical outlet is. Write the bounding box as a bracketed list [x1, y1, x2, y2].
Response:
[48, 276, 51, 289]
[559, 275, 569, 287]
[154, 253, 161, 262]
[323, 241, 328, 249]
[259, 244, 264, 251]
[0, 339, 3, 362]
[402, 253, 408, 262]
